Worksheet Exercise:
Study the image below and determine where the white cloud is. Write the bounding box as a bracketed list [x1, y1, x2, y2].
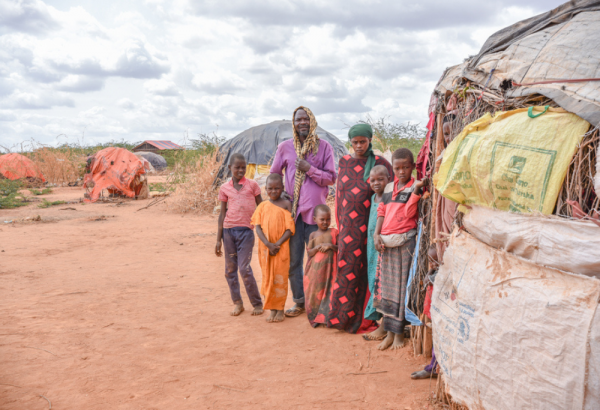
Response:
[0, 0, 567, 147]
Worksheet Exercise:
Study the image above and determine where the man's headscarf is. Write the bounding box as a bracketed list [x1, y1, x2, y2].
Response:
[291, 106, 320, 219]
[348, 123, 376, 182]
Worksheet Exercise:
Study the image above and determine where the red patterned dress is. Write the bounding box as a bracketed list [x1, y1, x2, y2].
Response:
[327, 154, 393, 333]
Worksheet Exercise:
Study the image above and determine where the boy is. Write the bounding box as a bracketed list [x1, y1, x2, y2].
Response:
[252, 174, 295, 323]
[303, 204, 338, 327]
[363, 165, 390, 341]
[373, 148, 427, 350]
[216, 153, 264, 317]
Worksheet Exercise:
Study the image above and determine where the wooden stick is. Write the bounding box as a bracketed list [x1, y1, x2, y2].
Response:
[24, 346, 57, 357]
[346, 371, 388, 376]
[39, 394, 52, 409]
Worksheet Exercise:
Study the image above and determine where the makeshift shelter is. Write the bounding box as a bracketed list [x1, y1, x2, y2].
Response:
[132, 140, 182, 153]
[216, 120, 348, 182]
[134, 153, 156, 173]
[408, 2, 600, 409]
[0, 153, 45, 183]
[135, 152, 166, 171]
[84, 147, 148, 202]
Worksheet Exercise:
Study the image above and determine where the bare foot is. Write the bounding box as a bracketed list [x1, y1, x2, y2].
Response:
[390, 333, 406, 350]
[377, 331, 395, 350]
[363, 325, 387, 341]
[230, 303, 244, 316]
[266, 310, 277, 322]
[252, 306, 264, 316]
[273, 310, 285, 322]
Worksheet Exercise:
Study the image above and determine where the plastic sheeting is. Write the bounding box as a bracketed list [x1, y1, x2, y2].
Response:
[217, 120, 348, 181]
[136, 151, 167, 171]
[435, 2, 600, 127]
[432, 231, 600, 410]
[0, 153, 45, 182]
[434, 107, 589, 214]
[463, 206, 600, 279]
[83, 147, 146, 202]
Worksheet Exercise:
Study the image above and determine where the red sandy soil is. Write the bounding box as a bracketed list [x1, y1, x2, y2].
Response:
[0, 184, 437, 410]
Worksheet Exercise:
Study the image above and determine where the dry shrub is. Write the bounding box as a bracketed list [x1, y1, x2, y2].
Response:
[30, 147, 86, 185]
[165, 150, 222, 214]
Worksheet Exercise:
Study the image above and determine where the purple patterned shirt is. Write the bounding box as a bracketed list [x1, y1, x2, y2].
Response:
[270, 139, 337, 224]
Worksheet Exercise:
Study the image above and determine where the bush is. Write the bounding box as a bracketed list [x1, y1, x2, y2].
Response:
[346, 117, 427, 159]
[164, 136, 223, 214]
[0, 179, 27, 209]
[38, 199, 66, 208]
[29, 188, 53, 195]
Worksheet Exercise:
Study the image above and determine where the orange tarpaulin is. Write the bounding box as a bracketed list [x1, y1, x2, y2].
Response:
[83, 147, 146, 203]
[0, 153, 45, 182]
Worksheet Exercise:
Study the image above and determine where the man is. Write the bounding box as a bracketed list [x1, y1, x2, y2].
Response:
[270, 106, 337, 318]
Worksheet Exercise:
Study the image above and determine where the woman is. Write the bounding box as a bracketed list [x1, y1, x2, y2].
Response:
[327, 123, 393, 334]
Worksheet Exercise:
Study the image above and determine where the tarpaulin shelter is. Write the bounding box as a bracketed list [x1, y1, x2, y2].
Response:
[135, 151, 167, 171]
[134, 153, 155, 173]
[216, 120, 348, 182]
[83, 147, 147, 202]
[415, 2, 600, 409]
[0, 153, 45, 183]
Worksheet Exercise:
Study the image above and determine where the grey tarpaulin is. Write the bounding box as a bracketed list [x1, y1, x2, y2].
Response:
[136, 151, 167, 171]
[435, 0, 600, 126]
[216, 120, 348, 181]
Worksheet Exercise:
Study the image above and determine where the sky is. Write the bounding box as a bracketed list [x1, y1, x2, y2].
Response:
[0, 0, 566, 149]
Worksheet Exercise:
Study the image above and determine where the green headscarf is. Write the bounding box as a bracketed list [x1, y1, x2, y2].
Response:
[348, 123, 376, 182]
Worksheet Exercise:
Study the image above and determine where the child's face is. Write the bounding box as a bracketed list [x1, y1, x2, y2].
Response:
[266, 179, 283, 201]
[369, 170, 389, 194]
[229, 159, 247, 181]
[443, 123, 453, 145]
[392, 158, 415, 184]
[313, 210, 331, 231]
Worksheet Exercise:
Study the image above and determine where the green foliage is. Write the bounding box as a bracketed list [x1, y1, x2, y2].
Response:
[149, 182, 172, 192]
[366, 117, 426, 159]
[161, 133, 225, 169]
[29, 188, 53, 195]
[0, 179, 27, 209]
[38, 199, 66, 208]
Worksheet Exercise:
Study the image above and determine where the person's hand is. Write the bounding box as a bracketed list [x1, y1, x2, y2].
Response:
[215, 241, 223, 257]
[295, 158, 311, 173]
[267, 243, 281, 256]
[415, 178, 429, 190]
[374, 235, 385, 253]
[318, 243, 332, 252]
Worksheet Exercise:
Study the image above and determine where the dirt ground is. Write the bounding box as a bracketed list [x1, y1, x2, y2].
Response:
[0, 183, 437, 410]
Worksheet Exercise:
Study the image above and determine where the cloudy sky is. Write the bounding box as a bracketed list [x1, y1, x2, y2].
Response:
[0, 0, 565, 149]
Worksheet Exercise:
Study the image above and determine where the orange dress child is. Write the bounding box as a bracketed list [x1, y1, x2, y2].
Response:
[251, 201, 296, 310]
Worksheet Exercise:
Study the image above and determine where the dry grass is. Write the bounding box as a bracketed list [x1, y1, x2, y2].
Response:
[30, 147, 86, 186]
[164, 150, 222, 214]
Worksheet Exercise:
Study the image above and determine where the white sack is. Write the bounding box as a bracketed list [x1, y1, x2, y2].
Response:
[463, 206, 600, 278]
[432, 232, 600, 410]
[585, 306, 600, 410]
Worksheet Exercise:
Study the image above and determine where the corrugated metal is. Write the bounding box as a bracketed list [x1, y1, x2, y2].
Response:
[133, 140, 183, 151]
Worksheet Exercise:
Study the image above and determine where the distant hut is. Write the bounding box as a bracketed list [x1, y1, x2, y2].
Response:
[132, 140, 183, 154]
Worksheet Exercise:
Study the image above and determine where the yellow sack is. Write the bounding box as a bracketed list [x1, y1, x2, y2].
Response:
[245, 164, 272, 179]
[434, 106, 589, 214]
